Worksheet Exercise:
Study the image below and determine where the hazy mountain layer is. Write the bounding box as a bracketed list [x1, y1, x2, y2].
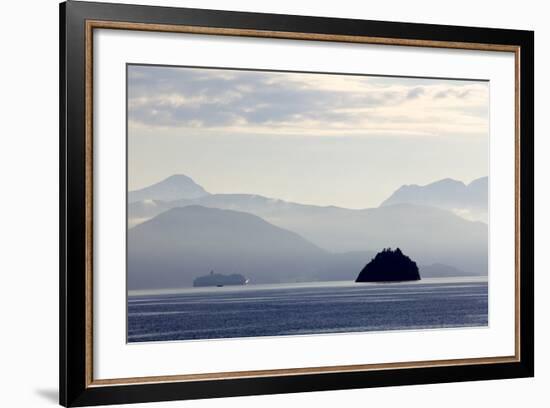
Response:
[129, 197, 487, 275]
[128, 206, 374, 290]
[129, 174, 209, 203]
[380, 177, 488, 222]
[419, 263, 477, 278]
[127, 175, 489, 280]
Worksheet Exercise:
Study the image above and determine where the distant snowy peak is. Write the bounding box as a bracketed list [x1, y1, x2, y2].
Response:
[380, 177, 488, 223]
[128, 174, 209, 202]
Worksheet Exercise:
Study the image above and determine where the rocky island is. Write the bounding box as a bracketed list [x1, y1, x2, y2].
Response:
[355, 248, 421, 282]
[193, 270, 249, 287]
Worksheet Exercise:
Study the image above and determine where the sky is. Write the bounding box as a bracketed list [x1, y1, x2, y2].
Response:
[127, 64, 489, 209]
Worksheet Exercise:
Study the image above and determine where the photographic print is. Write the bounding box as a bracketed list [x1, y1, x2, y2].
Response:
[126, 64, 489, 343]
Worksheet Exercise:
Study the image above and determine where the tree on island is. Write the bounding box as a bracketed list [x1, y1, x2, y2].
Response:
[355, 248, 421, 282]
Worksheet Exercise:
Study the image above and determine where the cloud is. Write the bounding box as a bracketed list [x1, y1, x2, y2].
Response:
[127, 65, 489, 137]
[406, 87, 425, 99]
[434, 88, 474, 99]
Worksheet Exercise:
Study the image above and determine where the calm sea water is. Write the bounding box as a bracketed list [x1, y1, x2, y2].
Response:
[127, 277, 488, 343]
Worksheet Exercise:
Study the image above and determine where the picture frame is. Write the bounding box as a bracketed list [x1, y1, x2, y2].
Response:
[60, 1, 534, 406]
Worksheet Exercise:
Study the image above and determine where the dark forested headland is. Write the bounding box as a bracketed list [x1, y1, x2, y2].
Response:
[356, 248, 421, 282]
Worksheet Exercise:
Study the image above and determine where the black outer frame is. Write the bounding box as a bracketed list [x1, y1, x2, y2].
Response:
[59, 1, 534, 406]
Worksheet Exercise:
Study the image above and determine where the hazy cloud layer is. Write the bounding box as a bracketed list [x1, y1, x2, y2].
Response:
[128, 65, 489, 137]
[127, 65, 489, 208]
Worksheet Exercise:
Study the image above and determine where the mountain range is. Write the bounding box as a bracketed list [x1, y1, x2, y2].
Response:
[128, 205, 376, 289]
[127, 174, 488, 289]
[380, 177, 488, 222]
[129, 174, 209, 203]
